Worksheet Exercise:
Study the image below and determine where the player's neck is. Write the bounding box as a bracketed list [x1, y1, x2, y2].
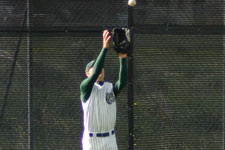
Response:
[96, 77, 104, 82]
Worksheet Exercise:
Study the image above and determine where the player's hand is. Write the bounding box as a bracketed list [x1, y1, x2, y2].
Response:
[118, 53, 127, 58]
[103, 30, 111, 49]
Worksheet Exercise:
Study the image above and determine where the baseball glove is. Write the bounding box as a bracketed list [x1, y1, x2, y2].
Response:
[111, 27, 131, 54]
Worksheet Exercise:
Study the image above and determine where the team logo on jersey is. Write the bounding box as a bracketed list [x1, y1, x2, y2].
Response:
[106, 92, 116, 104]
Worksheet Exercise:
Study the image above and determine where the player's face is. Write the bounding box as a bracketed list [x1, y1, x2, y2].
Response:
[97, 68, 105, 81]
[86, 68, 105, 81]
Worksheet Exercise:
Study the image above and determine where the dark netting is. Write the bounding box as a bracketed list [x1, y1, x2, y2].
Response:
[133, 34, 223, 149]
[31, 0, 128, 28]
[0, 0, 26, 27]
[0, 33, 28, 149]
[132, 1, 224, 149]
[134, 0, 223, 25]
[0, 0, 224, 150]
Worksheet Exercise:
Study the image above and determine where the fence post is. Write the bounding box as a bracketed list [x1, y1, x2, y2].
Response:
[128, 4, 134, 150]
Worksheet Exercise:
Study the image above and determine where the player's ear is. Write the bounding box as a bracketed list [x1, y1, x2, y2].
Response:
[86, 71, 89, 77]
[86, 69, 91, 77]
[86, 68, 94, 77]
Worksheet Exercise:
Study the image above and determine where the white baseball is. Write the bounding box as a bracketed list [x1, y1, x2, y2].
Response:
[128, 0, 136, 7]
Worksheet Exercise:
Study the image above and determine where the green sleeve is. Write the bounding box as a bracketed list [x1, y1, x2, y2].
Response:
[113, 58, 128, 97]
[80, 48, 107, 102]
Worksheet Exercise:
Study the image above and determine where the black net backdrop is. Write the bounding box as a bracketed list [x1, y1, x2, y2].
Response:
[0, 33, 28, 149]
[0, 0, 224, 150]
[31, 0, 128, 28]
[0, 0, 26, 28]
[134, 0, 223, 25]
[133, 34, 223, 149]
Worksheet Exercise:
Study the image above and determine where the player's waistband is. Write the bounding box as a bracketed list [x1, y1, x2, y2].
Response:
[87, 130, 115, 137]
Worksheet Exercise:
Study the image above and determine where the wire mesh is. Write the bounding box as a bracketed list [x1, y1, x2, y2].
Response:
[133, 34, 223, 150]
[134, 0, 223, 25]
[0, 0, 26, 27]
[0, 33, 28, 149]
[31, 0, 128, 27]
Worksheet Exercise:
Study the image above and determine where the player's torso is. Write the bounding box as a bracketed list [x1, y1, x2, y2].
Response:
[82, 82, 117, 132]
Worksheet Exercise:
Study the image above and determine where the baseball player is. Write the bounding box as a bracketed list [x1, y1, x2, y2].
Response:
[80, 30, 128, 150]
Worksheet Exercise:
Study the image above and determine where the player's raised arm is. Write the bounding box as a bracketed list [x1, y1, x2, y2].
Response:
[113, 53, 128, 97]
[80, 30, 111, 102]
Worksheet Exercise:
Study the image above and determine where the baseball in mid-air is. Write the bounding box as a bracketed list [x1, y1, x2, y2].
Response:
[128, 0, 136, 7]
